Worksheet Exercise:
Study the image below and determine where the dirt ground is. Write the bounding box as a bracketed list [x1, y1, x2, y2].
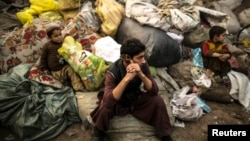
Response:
[1, 99, 250, 141]
[171, 100, 250, 141]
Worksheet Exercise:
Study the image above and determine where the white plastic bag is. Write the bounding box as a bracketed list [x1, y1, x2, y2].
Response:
[171, 86, 203, 121]
[94, 36, 121, 63]
[191, 67, 212, 88]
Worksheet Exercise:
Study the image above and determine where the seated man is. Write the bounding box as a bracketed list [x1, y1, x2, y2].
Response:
[87, 38, 173, 141]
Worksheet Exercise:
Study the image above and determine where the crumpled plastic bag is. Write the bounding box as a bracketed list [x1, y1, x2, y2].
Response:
[39, 11, 63, 21]
[58, 36, 108, 91]
[170, 86, 204, 121]
[191, 66, 211, 88]
[16, 0, 58, 26]
[191, 48, 204, 68]
[94, 36, 121, 63]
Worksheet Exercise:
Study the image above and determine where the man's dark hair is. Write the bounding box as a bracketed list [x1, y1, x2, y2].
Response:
[209, 26, 226, 40]
[120, 38, 146, 58]
[46, 26, 61, 38]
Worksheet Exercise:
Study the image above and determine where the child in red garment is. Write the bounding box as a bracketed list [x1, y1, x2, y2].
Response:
[39, 24, 85, 92]
[201, 26, 231, 86]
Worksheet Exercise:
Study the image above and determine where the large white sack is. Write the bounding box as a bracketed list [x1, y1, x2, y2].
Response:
[217, 0, 243, 10]
[238, 8, 250, 26]
[211, 1, 241, 34]
[197, 6, 229, 29]
[125, 0, 160, 18]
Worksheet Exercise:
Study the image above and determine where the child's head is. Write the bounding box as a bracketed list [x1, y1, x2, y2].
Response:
[209, 26, 226, 43]
[46, 25, 63, 44]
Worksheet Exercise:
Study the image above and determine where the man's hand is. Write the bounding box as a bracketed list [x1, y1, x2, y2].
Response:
[124, 60, 141, 81]
[126, 60, 141, 73]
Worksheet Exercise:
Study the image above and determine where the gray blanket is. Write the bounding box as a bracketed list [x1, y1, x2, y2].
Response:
[0, 63, 81, 141]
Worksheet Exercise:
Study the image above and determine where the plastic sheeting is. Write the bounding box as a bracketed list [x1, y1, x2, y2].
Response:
[0, 63, 81, 141]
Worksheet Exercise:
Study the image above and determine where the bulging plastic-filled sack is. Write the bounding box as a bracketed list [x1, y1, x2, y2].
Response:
[58, 36, 108, 91]
[116, 18, 181, 67]
[95, 0, 125, 37]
